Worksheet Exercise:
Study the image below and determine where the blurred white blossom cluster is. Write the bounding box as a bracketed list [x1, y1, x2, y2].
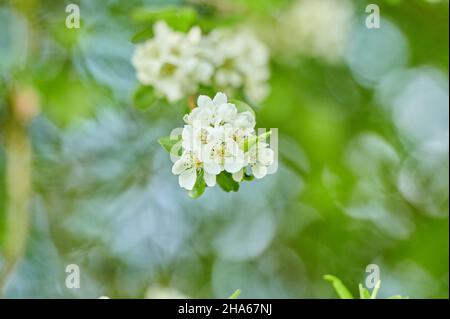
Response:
[203, 28, 270, 103]
[170, 92, 274, 193]
[132, 21, 270, 103]
[277, 0, 355, 63]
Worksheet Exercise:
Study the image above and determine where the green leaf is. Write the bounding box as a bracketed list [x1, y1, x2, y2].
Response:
[158, 135, 182, 156]
[323, 275, 354, 299]
[39, 77, 106, 127]
[359, 284, 371, 299]
[197, 16, 244, 33]
[228, 289, 241, 299]
[131, 28, 154, 44]
[188, 170, 205, 199]
[216, 172, 239, 192]
[133, 85, 158, 110]
[370, 280, 381, 299]
[230, 99, 255, 117]
[131, 7, 197, 32]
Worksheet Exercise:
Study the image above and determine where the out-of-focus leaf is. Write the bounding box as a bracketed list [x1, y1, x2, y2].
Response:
[323, 275, 354, 299]
[197, 16, 244, 33]
[0, 8, 27, 76]
[216, 172, 239, 192]
[358, 284, 371, 299]
[74, 29, 136, 101]
[228, 289, 241, 299]
[278, 135, 309, 178]
[158, 135, 182, 156]
[131, 6, 197, 32]
[50, 19, 81, 49]
[38, 76, 106, 127]
[188, 170, 205, 199]
[131, 28, 154, 44]
[133, 85, 158, 110]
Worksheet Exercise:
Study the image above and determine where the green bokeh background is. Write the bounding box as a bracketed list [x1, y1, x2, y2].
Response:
[0, 0, 448, 298]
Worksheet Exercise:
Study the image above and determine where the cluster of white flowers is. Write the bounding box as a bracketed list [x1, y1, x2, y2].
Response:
[171, 92, 274, 191]
[275, 0, 355, 63]
[132, 22, 213, 102]
[132, 21, 270, 103]
[203, 28, 270, 104]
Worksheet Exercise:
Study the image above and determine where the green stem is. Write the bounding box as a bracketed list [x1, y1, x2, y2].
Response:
[0, 0, 39, 298]
[0, 101, 32, 297]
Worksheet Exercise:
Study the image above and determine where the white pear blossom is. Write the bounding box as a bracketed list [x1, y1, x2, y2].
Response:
[234, 111, 256, 129]
[247, 142, 274, 179]
[132, 21, 213, 102]
[171, 150, 202, 190]
[231, 111, 256, 147]
[202, 125, 246, 175]
[181, 124, 213, 152]
[171, 148, 219, 190]
[277, 0, 355, 63]
[232, 141, 274, 182]
[133, 22, 271, 104]
[183, 92, 234, 126]
[169, 92, 274, 195]
[204, 29, 270, 103]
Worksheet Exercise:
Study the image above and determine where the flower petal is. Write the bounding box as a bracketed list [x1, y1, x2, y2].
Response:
[204, 172, 216, 187]
[213, 92, 227, 105]
[252, 164, 267, 179]
[258, 148, 274, 166]
[217, 103, 237, 122]
[172, 159, 186, 175]
[204, 162, 222, 175]
[187, 26, 201, 42]
[179, 168, 197, 190]
[154, 21, 170, 36]
[224, 160, 244, 174]
[234, 111, 255, 128]
[197, 95, 212, 108]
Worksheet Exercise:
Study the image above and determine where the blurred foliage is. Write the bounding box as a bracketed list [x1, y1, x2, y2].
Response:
[0, 0, 448, 298]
